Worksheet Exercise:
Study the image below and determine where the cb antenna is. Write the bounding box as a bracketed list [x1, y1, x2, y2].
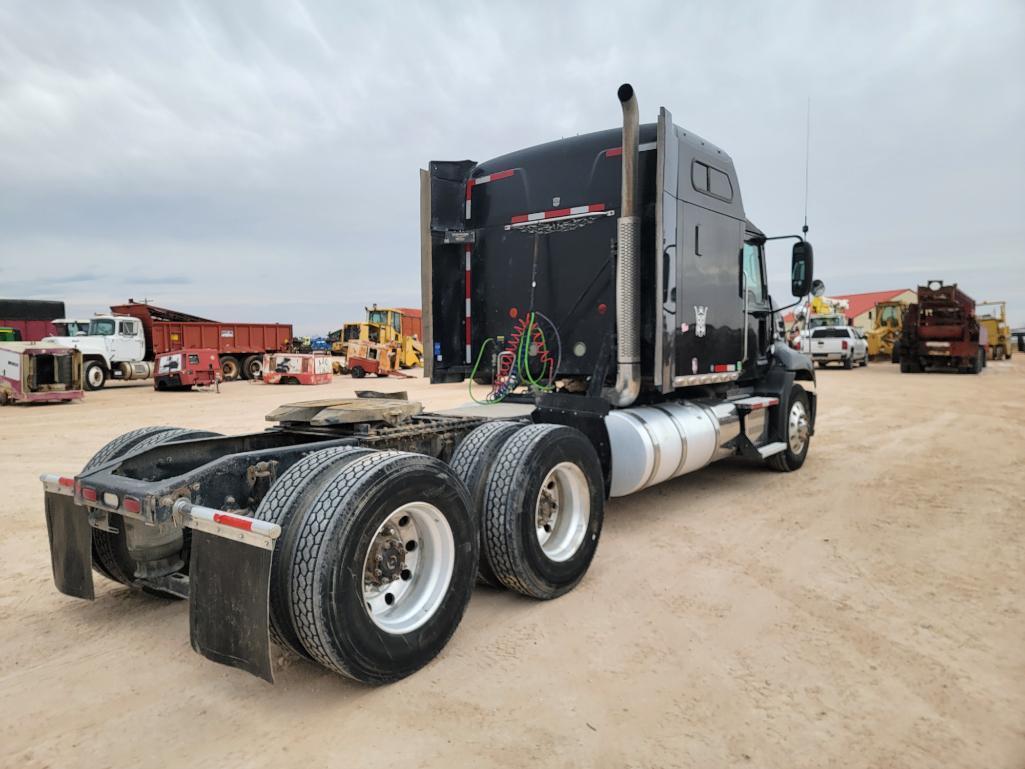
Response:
[802, 96, 811, 237]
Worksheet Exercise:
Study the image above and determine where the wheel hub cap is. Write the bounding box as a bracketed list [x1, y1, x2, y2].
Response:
[788, 400, 809, 454]
[361, 502, 454, 635]
[534, 462, 590, 563]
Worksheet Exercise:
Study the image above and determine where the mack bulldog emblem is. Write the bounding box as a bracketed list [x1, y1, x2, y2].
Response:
[694, 306, 708, 338]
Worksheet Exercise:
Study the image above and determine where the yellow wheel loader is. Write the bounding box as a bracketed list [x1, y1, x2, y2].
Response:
[865, 299, 909, 361]
[335, 307, 424, 369]
[977, 301, 1013, 360]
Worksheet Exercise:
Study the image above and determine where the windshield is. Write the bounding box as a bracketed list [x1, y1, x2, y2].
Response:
[54, 321, 88, 336]
[879, 305, 901, 325]
[367, 310, 387, 325]
[89, 319, 116, 336]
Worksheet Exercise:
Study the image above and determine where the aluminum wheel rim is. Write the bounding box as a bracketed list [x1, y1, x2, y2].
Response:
[534, 462, 589, 562]
[788, 399, 809, 455]
[361, 501, 454, 635]
[87, 366, 103, 387]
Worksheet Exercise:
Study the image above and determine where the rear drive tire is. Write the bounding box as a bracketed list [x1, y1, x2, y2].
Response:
[351, 366, 366, 378]
[242, 354, 263, 380]
[767, 386, 811, 472]
[252, 446, 376, 658]
[83, 427, 222, 589]
[288, 451, 477, 683]
[84, 361, 107, 391]
[843, 355, 853, 370]
[970, 349, 983, 374]
[449, 421, 526, 587]
[482, 424, 604, 599]
[220, 356, 240, 381]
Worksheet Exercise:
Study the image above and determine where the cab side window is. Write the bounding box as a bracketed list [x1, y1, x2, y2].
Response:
[119, 320, 136, 335]
[742, 243, 765, 299]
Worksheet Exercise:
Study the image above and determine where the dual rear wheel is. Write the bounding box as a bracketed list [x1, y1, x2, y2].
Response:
[450, 422, 605, 600]
[253, 449, 478, 683]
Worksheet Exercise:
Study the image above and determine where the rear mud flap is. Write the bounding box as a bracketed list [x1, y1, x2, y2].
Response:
[44, 491, 95, 600]
[188, 530, 275, 683]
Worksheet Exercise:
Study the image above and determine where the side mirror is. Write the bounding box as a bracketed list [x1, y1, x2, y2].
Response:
[791, 241, 814, 297]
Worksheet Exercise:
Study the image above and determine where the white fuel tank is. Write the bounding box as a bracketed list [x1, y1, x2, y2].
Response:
[605, 401, 737, 497]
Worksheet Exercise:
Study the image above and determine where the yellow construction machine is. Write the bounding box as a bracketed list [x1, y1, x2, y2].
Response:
[335, 306, 423, 369]
[865, 299, 909, 361]
[977, 301, 1013, 360]
[328, 322, 362, 356]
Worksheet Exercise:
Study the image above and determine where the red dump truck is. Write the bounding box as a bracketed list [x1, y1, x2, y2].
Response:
[44, 300, 293, 389]
[896, 280, 987, 374]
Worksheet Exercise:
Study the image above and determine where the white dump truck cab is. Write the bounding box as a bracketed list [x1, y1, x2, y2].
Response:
[43, 315, 150, 390]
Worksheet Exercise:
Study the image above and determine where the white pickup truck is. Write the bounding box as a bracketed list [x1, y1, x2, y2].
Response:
[806, 326, 868, 369]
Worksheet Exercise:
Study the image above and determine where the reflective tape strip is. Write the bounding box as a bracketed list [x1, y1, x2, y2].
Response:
[175, 499, 281, 549]
[511, 203, 605, 225]
[465, 168, 516, 220]
[40, 473, 75, 496]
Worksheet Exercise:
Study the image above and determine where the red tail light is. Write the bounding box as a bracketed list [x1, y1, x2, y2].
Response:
[842, 340, 849, 350]
[123, 496, 142, 514]
[58, 476, 75, 488]
[81, 486, 98, 502]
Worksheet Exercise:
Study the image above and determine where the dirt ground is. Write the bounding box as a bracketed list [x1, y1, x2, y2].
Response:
[1, 358, 1022, 769]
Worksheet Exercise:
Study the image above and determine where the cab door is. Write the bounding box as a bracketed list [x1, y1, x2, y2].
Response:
[674, 203, 745, 381]
[113, 319, 145, 362]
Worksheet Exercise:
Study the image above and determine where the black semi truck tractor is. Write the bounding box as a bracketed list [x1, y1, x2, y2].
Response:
[41, 84, 817, 685]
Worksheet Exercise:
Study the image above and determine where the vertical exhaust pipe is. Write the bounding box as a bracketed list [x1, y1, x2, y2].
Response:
[608, 83, 641, 407]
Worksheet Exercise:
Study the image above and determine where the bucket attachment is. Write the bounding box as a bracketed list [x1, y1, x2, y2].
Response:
[44, 490, 95, 600]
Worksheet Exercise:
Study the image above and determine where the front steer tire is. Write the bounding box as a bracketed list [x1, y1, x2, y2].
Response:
[449, 420, 526, 587]
[767, 386, 811, 472]
[83, 361, 107, 391]
[482, 424, 604, 600]
[288, 451, 478, 684]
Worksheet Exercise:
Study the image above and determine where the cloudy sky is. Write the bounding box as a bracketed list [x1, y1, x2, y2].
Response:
[1, 0, 1022, 333]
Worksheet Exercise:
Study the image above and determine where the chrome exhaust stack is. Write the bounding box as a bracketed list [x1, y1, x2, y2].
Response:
[607, 83, 642, 407]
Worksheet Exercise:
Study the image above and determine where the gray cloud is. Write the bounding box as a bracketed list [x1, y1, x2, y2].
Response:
[1, 0, 1022, 332]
